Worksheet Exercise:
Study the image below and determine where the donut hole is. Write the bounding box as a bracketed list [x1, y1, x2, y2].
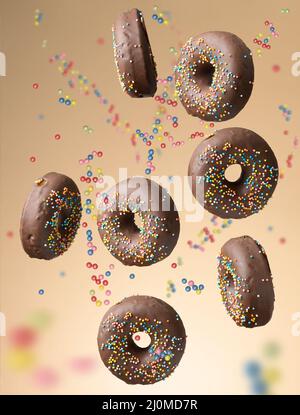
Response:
[225, 164, 242, 183]
[118, 212, 139, 234]
[132, 331, 151, 349]
[194, 62, 215, 88]
[134, 213, 144, 231]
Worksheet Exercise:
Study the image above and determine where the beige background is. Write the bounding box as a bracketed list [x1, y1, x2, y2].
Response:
[0, 0, 300, 394]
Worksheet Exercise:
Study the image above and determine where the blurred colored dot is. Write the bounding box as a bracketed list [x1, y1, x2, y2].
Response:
[171, 263, 177, 269]
[129, 273, 135, 279]
[272, 64, 280, 73]
[26, 310, 52, 330]
[263, 341, 280, 358]
[30, 156, 36, 162]
[38, 289, 44, 295]
[9, 327, 37, 348]
[252, 379, 268, 395]
[33, 368, 59, 388]
[263, 367, 281, 384]
[54, 134, 61, 140]
[244, 361, 261, 378]
[33, 83, 39, 89]
[7, 349, 35, 370]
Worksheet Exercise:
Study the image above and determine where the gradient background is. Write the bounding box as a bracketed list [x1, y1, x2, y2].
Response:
[0, 0, 300, 394]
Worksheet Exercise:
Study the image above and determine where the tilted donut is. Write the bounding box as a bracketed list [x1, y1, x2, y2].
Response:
[97, 177, 180, 266]
[112, 8, 157, 97]
[218, 236, 275, 328]
[175, 31, 254, 121]
[20, 172, 82, 259]
[97, 295, 186, 384]
[188, 127, 279, 219]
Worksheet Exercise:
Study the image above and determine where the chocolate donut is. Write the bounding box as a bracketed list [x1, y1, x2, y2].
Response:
[188, 127, 278, 219]
[20, 172, 82, 259]
[97, 177, 180, 266]
[113, 8, 157, 97]
[97, 295, 186, 384]
[175, 31, 254, 121]
[218, 236, 275, 328]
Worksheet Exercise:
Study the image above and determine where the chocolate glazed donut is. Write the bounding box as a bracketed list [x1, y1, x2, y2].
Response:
[97, 177, 180, 266]
[97, 295, 186, 384]
[218, 236, 275, 328]
[112, 8, 157, 97]
[188, 127, 279, 219]
[175, 31, 254, 121]
[20, 172, 82, 259]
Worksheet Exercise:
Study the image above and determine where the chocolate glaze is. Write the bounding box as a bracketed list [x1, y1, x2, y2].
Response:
[20, 172, 82, 260]
[188, 127, 279, 219]
[98, 295, 186, 384]
[113, 8, 157, 97]
[218, 236, 275, 328]
[97, 177, 180, 266]
[175, 31, 254, 121]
